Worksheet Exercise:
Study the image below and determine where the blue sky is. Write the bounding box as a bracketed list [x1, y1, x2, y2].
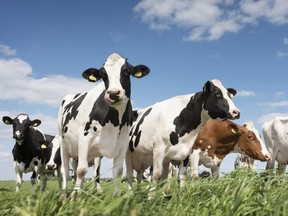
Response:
[1, 0, 288, 180]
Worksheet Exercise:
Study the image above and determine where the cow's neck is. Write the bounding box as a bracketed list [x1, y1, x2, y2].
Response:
[173, 92, 208, 137]
[169, 92, 209, 145]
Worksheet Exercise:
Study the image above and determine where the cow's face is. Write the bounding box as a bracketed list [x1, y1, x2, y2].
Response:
[203, 79, 240, 120]
[82, 53, 150, 108]
[236, 122, 271, 161]
[2, 114, 41, 145]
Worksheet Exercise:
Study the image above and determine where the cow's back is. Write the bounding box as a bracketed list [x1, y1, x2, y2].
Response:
[129, 94, 193, 154]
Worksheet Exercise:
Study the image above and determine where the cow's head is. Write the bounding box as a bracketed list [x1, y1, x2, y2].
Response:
[203, 79, 240, 120]
[2, 114, 41, 145]
[228, 121, 271, 161]
[82, 53, 150, 107]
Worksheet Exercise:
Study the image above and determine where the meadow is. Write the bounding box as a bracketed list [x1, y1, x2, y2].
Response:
[1, 170, 288, 216]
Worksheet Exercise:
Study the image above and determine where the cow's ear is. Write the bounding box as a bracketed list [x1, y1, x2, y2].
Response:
[2, 116, 13, 125]
[131, 65, 150, 78]
[227, 124, 240, 134]
[227, 88, 237, 98]
[31, 119, 41, 127]
[82, 68, 102, 82]
[203, 81, 211, 92]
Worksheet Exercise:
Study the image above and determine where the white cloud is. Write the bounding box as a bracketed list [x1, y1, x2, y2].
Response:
[0, 57, 95, 107]
[0, 44, 16, 56]
[237, 90, 256, 97]
[274, 91, 286, 97]
[260, 100, 288, 109]
[277, 50, 288, 58]
[134, 0, 288, 41]
[258, 112, 288, 125]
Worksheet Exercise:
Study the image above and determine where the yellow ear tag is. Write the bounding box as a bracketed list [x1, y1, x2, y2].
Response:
[89, 74, 97, 81]
[134, 71, 142, 77]
[231, 128, 237, 134]
[41, 144, 47, 149]
[5, 120, 10, 124]
[32, 122, 38, 127]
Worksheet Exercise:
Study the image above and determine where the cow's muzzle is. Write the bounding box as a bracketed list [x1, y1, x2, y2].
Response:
[105, 90, 121, 106]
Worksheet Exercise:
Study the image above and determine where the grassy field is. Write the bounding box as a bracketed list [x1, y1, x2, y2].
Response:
[1, 170, 288, 216]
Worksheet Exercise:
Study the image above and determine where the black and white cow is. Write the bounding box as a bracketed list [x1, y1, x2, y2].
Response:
[126, 79, 240, 189]
[2, 114, 61, 192]
[58, 53, 150, 194]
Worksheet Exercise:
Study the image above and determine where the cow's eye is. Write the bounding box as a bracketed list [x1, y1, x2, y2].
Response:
[121, 69, 130, 77]
[214, 92, 221, 98]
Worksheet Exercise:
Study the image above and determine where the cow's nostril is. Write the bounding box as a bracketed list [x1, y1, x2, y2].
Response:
[108, 91, 120, 101]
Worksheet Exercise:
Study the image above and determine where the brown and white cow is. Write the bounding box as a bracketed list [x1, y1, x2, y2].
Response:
[181, 119, 270, 183]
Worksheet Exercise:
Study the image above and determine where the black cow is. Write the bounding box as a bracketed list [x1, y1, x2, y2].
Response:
[2, 113, 61, 192]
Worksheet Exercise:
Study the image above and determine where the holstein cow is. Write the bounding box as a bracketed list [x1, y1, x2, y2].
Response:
[2, 114, 61, 192]
[58, 53, 150, 195]
[234, 154, 256, 170]
[184, 120, 270, 182]
[126, 79, 240, 189]
[262, 117, 288, 173]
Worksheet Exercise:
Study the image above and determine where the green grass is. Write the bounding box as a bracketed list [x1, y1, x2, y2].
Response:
[1, 170, 288, 216]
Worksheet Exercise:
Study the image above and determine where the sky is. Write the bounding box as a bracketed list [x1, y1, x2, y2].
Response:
[0, 0, 288, 181]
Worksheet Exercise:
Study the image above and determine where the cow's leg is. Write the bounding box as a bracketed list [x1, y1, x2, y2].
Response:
[93, 157, 102, 193]
[147, 147, 164, 199]
[211, 165, 220, 179]
[75, 143, 89, 192]
[190, 149, 200, 178]
[178, 162, 187, 188]
[112, 151, 126, 196]
[125, 150, 134, 190]
[30, 171, 37, 190]
[266, 149, 277, 170]
[161, 162, 170, 180]
[277, 163, 287, 174]
[60, 143, 70, 192]
[40, 173, 48, 192]
[56, 167, 62, 190]
[70, 159, 77, 184]
[136, 170, 144, 183]
[14, 163, 22, 192]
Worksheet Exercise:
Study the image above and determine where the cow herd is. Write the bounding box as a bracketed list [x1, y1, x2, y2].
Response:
[2, 53, 288, 197]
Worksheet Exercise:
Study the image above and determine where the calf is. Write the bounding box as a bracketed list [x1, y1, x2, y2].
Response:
[126, 79, 240, 189]
[186, 120, 270, 181]
[58, 53, 150, 194]
[262, 117, 288, 173]
[2, 114, 61, 192]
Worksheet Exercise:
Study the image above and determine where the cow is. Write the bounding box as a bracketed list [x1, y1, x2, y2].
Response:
[234, 154, 256, 170]
[126, 79, 240, 190]
[184, 120, 270, 182]
[262, 116, 288, 173]
[46, 136, 102, 191]
[2, 114, 61, 192]
[58, 53, 150, 195]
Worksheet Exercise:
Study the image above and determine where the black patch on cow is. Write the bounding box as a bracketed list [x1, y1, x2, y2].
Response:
[120, 60, 133, 98]
[169, 131, 179, 145]
[62, 93, 88, 134]
[120, 101, 134, 129]
[169, 92, 204, 145]
[129, 108, 152, 152]
[83, 90, 120, 136]
[53, 147, 62, 167]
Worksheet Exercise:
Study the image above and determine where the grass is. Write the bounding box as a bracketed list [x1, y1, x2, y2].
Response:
[1, 170, 288, 216]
